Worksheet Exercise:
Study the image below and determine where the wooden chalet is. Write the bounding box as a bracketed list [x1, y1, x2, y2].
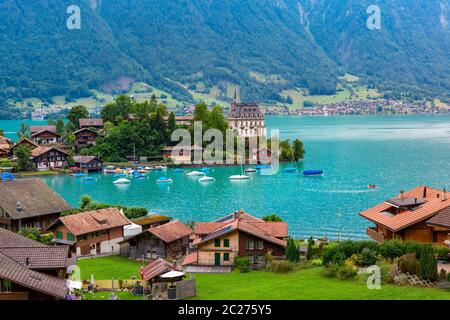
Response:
[79, 118, 104, 130]
[132, 214, 171, 230]
[183, 210, 287, 269]
[0, 228, 73, 300]
[30, 126, 61, 144]
[0, 136, 12, 158]
[0, 179, 72, 232]
[11, 138, 39, 156]
[162, 145, 203, 164]
[31, 146, 69, 170]
[47, 208, 131, 257]
[360, 186, 450, 243]
[73, 128, 98, 149]
[163, 115, 194, 126]
[119, 220, 193, 260]
[73, 156, 103, 172]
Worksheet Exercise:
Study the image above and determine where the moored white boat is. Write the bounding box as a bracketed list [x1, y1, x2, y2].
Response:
[113, 178, 131, 184]
[199, 176, 215, 182]
[186, 171, 205, 177]
[229, 175, 250, 180]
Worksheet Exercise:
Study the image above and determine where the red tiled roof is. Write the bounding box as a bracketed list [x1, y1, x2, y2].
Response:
[194, 219, 287, 248]
[31, 146, 68, 157]
[427, 207, 450, 229]
[0, 228, 47, 248]
[0, 246, 70, 270]
[247, 222, 288, 238]
[360, 186, 450, 232]
[11, 138, 39, 150]
[182, 252, 198, 266]
[79, 119, 104, 127]
[142, 258, 178, 281]
[0, 252, 68, 299]
[73, 156, 102, 165]
[55, 208, 131, 236]
[194, 222, 227, 235]
[30, 125, 56, 134]
[148, 220, 193, 243]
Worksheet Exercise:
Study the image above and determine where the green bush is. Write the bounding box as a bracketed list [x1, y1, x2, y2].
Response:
[434, 245, 450, 262]
[439, 268, 447, 281]
[397, 253, 419, 274]
[123, 207, 148, 219]
[358, 248, 378, 267]
[337, 264, 358, 280]
[234, 257, 250, 273]
[322, 263, 340, 278]
[379, 240, 406, 260]
[285, 237, 300, 262]
[308, 259, 323, 267]
[268, 260, 294, 273]
[418, 245, 438, 282]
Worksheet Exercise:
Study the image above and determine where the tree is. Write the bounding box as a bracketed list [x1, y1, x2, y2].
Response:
[15, 145, 32, 171]
[17, 122, 30, 139]
[418, 245, 438, 281]
[68, 105, 89, 127]
[0, 128, 4, 136]
[80, 195, 92, 210]
[292, 139, 305, 161]
[285, 237, 300, 263]
[206, 105, 228, 134]
[279, 140, 292, 161]
[56, 118, 65, 135]
[303, 100, 314, 108]
[167, 112, 176, 132]
[101, 95, 133, 125]
[193, 102, 208, 123]
[262, 214, 283, 222]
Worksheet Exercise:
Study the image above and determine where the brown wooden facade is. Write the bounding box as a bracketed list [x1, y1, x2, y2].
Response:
[74, 128, 98, 149]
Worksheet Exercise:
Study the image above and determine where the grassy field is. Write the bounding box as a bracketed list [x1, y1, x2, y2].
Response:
[76, 256, 450, 300]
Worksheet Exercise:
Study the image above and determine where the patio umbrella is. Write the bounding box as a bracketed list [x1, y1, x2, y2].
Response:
[160, 271, 185, 279]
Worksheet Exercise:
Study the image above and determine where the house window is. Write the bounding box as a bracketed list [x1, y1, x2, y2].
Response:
[56, 231, 63, 240]
[214, 239, 221, 247]
[224, 253, 230, 261]
[67, 233, 74, 241]
[0, 280, 11, 293]
[77, 234, 88, 241]
[223, 239, 230, 247]
[246, 240, 254, 250]
[256, 241, 264, 250]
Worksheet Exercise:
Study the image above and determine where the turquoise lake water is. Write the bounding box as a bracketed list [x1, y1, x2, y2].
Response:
[3, 115, 450, 239]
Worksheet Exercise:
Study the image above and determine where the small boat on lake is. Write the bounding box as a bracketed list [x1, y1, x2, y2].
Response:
[255, 165, 271, 170]
[157, 176, 173, 183]
[303, 170, 323, 176]
[134, 174, 147, 180]
[284, 167, 298, 173]
[114, 173, 126, 178]
[244, 168, 257, 173]
[81, 177, 96, 182]
[199, 176, 215, 183]
[113, 178, 131, 184]
[173, 168, 184, 173]
[229, 165, 250, 180]
[186, 171, 205, 177]
[103, 166, 116, 174]
[200, 167, 211, 173]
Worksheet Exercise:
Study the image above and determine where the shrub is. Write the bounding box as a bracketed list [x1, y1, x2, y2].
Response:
[234, 257, 250, 273]
[123, 207, 148, 219]
[439, 268, 447, 281]
[337, 263, 358, 280]
[434, 245, 450, 262]
[418, 245, 438, 281]
[322, 263, 340, 278]
[269, 260, 294, 273]
[358, 248, 378, 267]
[309, 259, 323, 267]
[285, 237, 300, 262]
[397, 253, 419, 274]
[323, 246, 346, 266]
[379, 240, 406, 260]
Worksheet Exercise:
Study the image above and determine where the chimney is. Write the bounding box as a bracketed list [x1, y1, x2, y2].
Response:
[399, 191, 404, 199]
[26, 257, 30, 266]
[423, 187, 427, 198]
[16, 201, 23, 212]
[443, 189, 447, 201]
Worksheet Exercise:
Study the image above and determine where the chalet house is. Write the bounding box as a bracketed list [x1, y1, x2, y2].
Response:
[0, 228, 73, 300]
[30, 126, 61, 144]
[0, 179, 72, 232]
[183, 210, 287, 269]
[142, 258, 179, 284]
[73, 128, 98, 149]
[162, 145, 203, 164]
[79, 118, 104, 130]
[11, 138, 39, 156]
[31, 146, 69, 170]
[73, 156, 103, 172]
[0, 136, 12, 158]
[119, 220, 193, 260]
[227, 99, 266, 137]
[47, 208, 131, 257]
[360, 186, 450, 244]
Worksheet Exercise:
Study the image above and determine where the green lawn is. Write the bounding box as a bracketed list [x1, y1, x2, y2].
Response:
[77, 256, 142, 280]
[192, 268, 450, 300]
[77, 256, 450, 300]
[82, 291, 144, 300]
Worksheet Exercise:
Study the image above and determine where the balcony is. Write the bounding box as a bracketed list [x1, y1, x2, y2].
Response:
[367, 227, 385, 242]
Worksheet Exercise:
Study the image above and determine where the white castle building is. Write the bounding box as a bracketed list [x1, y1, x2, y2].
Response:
[227, 97, 267, 137]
